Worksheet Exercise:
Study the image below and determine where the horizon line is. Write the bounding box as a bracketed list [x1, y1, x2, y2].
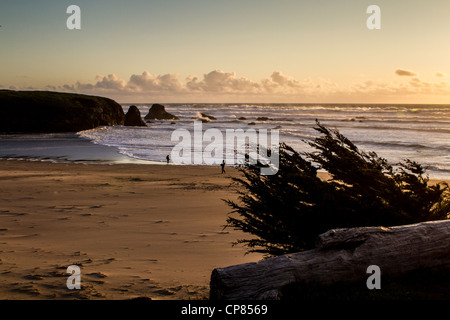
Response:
[2, 88, 449, 106]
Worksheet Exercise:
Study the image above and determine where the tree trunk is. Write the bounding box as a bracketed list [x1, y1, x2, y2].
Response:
[210, 220, 450, 300]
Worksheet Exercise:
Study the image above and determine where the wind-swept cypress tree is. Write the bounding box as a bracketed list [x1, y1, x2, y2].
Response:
[224, 121, 450, 256]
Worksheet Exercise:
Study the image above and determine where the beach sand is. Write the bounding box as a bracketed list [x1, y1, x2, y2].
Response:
[0, 160, 263, 300]
[1, 160, 448, 300]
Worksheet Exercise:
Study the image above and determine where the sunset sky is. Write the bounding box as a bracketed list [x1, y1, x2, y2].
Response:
[1, 0, 450, 103]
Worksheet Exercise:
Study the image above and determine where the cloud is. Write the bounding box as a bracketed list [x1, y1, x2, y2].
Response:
[55, 70, 432, 99]
[94, 74, 127, 90]
[269, 72, 301, 88]
[395, 69, 417, 77]
[182, 70, 335, 97]
[436, 72, 445, 77]
[128, 71, 184, 93]
[74, 74, 127, 92]
[186, 70, 260, 93]
[5, 69, 450, 103]
[347, 76, 450, 98]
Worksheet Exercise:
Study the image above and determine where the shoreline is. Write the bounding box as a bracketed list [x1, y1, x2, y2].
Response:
[0, 129, 450, 181]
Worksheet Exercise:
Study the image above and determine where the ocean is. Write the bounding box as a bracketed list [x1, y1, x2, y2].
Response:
[1, 103, 449, 179]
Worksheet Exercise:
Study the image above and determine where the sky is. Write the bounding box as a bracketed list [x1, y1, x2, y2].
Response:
[1, 0, 450, 103]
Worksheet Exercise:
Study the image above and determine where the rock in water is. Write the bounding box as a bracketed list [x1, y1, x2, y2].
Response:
[200, 113, 216, 120]
[124, 105, 147, 126]
[144, 104, 179, 120]
[0, 90, 125, 133]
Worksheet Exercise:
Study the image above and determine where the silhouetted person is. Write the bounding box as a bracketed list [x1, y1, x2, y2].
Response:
[221, 160, 226, 174]
[166, 154, 170, 164]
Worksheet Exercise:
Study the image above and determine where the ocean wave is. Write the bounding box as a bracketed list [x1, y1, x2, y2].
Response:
[334, 124, 450, 134]
[352, 140, 450, 153]
[4, 103, 448, 178]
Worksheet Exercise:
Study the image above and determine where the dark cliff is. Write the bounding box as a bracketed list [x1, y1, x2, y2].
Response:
[0, 90, 125, 133]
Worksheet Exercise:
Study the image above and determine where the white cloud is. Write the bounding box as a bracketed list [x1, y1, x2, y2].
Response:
[269, 71, 300, 88]
[128, 71, 184, 92]
[186, 70, 260, 93]
[74, 74, 127, 92]
[93, 74, 127, 91]
[4, 68, 450, 102]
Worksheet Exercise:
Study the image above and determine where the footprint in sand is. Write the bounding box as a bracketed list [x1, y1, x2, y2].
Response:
[87, 272, 108, 279]
[0, 211, 26, 217]
[23, 274, 44, 280]
[12, 283, 40, 296]
[152, 288, 175, 296]
[98, 257, 116, 265]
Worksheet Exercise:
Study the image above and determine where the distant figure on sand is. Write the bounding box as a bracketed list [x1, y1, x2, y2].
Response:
[221, 160, 226, 174]
[166, 154, 170, 164]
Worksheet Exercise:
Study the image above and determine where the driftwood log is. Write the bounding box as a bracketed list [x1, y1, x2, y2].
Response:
[210, 220, 450, 300]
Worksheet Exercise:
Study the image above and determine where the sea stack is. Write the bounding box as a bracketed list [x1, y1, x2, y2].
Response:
[144, 104, 179, 121]
[200, 113, 216, 120]
[124, 105, 147, 127]
[256, 117, 272, 121]
[0, 90, 125, 133]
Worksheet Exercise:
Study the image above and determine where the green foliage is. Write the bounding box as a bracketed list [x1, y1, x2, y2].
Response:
[224, 121, 450, 256]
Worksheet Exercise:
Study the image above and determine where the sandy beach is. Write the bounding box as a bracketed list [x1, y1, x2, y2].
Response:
[0, 160, 263, 300]
[1, 159, 448, 300]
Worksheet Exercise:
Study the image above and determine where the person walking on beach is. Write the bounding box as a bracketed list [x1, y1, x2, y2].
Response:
[166, 154, 170, 164]
[221, 160, 226, 174]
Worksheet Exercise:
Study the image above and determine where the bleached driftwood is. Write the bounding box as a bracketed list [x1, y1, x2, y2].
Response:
[210, 220, 450, 300]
